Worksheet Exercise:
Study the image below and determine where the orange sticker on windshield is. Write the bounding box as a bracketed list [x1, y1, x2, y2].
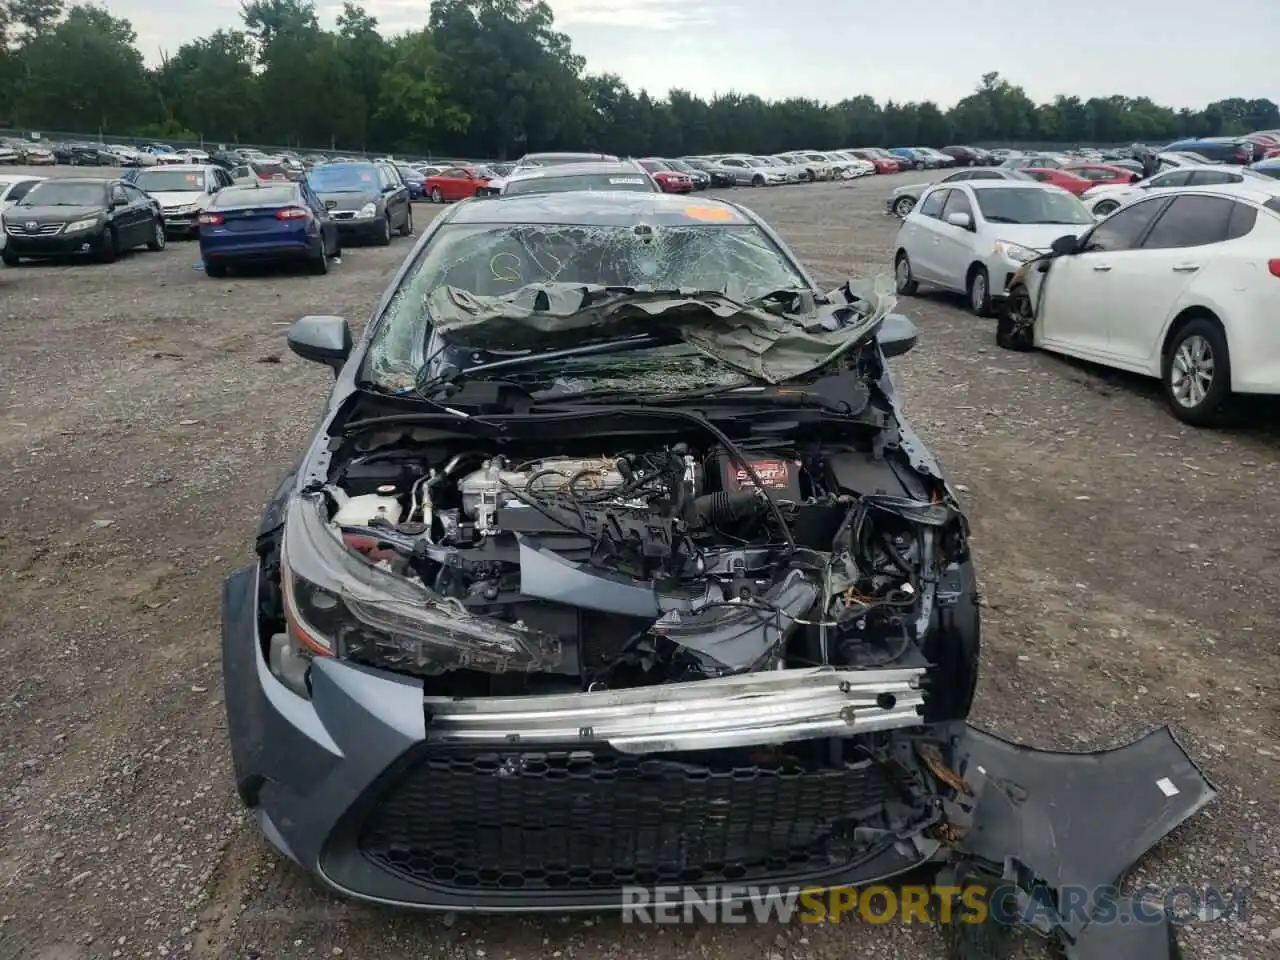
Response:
[683, 205, 735, 222]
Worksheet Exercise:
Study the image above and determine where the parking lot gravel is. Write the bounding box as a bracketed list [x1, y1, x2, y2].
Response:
[2, 167, 1278, 960]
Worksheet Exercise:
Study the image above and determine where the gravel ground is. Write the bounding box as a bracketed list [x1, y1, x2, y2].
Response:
[2, 166, 1278, 960]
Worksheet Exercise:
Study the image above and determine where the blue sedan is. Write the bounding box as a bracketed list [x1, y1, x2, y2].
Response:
[1250, 157, 1280, 179]
[395, 163, 427, 200]
[197, 181, 340, 277]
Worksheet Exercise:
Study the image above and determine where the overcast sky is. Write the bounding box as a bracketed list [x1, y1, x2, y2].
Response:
[112, 0, 1275, 109]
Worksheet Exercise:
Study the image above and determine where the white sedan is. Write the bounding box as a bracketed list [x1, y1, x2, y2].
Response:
[996, 185, 1280, 426]
[893, 180, 1096, 316]
[1082, 164, 1276, 217]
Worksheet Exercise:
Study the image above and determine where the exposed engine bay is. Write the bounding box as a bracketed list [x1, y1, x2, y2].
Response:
[291, 425, 973, 719]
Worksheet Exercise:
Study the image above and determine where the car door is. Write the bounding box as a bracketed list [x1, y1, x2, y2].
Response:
[299, 181, 334, 251]
[434, 168, 464, 201]
[934, 187, 977, 289]
[902, 187, 951, 284]
[122, 184, 155, 243]
[1102, 194, 1238, 371]
[1037, 196, 1173, 357]
[379, 163, 408, 225]
[106, 182, 134, 243]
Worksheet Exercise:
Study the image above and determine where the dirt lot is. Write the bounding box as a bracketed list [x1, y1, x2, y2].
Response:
[2, 167, 1278, 960]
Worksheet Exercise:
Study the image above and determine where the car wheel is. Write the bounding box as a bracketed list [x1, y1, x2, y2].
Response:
[1162, 318, 1233, 427]
[1093, 198, 1119, 217]
[996, 283, 1036, 351]
[97, 227, 118, 263]
[751, 175, 764, 187]
[309, 243, 329, 275]
[431, 187, 443, 204]
[204, 260, 227, 277]
[2, 247, 20, 266]
[892, 195, 916, 217]
[146, 218, 166, 251]
[967, 266, 992, 317]
[399, 207, 413, 237]
[375, 217, 391, 246]
[894, 251, 918, 295]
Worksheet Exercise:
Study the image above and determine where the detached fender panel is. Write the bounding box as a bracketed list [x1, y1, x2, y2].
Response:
[947, 724, 1216, 958]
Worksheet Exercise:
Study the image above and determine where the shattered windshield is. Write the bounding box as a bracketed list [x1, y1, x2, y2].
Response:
[367, 220, 814, 389]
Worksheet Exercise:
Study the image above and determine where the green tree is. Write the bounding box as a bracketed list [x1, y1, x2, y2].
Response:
[14, 4, 153, 133]
[159, 30, 259, 141]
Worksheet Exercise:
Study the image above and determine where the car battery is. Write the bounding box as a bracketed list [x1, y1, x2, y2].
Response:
[715, 451, 803, 501]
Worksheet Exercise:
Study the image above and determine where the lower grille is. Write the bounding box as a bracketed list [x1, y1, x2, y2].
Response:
[358, 745, 898, 892]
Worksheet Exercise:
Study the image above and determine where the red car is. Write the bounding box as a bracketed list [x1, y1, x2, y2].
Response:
[846, 149, 901, 173]
[637, 158, 693, 193]
[423, 165, 492, 203]
[1019, 167, 1094, 196]
[1063, 163, 1140, 187]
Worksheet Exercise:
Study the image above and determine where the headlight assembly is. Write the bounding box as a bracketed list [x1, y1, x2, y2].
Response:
[356, 202, 377, 219]
[279, 495, 561, 681]
[994, 240, 1039, 263]
[65, 218, 100, 233]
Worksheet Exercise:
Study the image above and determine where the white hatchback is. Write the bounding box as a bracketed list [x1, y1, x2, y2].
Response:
[1081, 164, 1278, 217]
[996, 186, 1280, 426]
[893, 180, 1095, 316]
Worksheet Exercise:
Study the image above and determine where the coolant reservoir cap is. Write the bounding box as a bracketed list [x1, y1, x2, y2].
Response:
[376, 484, 397, 494]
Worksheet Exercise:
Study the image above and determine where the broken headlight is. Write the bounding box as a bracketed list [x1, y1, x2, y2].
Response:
[279, 495, 560, 678]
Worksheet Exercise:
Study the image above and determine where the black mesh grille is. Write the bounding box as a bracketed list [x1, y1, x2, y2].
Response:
[357, 746, 898, 892]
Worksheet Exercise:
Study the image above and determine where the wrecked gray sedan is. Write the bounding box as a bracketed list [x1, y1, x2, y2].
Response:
[222, 191, 1214, 956]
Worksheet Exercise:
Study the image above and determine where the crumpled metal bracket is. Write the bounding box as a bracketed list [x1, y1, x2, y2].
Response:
[938, 724, 1217, 959]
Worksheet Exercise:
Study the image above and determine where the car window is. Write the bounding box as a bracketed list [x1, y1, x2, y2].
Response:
[6, 179, 39, 202]
[230, 166, 248, 179]
[918, 189, 947, 218]
[1148, 170, 1192, 189]
[942, 171, 972, 183]
[1225, 201, 1258, 239]
[1024, 170, 1051, 181]
[969, 171, 1003, 180]
[941, 189, 973, 219]
[1082, 197, 1171, 252]
[1186, 170, 1240, 186]
[122, 184, 148, 204]
[441, 168, 466, 178]
[1140, 195, 1235, 249]
[110, 184, 127, 204]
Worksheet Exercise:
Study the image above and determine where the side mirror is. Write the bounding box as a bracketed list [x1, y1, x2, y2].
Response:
[1050, 234, 1080, 255]
[877, 313, 918, 359]
[287, 315, 352, 373]
[945, 211, 972, 229]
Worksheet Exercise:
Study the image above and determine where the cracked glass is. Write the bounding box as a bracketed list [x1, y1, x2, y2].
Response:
[367, 222, 808, 389]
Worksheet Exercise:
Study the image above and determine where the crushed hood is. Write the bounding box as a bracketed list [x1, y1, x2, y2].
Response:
[426, 276, 898, 383]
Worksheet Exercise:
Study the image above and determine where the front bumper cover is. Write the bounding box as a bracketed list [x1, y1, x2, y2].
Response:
[223, 564, 1217, 951]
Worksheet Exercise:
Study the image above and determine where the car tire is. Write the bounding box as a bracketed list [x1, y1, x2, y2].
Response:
[309, 243, 329, 275]
[1093, 198, 1119, 217]
[996, 284, 1036, 351]
[97, 227, 118, 264]
[967, 265, 992, 317]
[399, 208, 413, 237]
[1162, 317, 1233, 427]
[431, 187, 443, 204]
[146, 218, 166, 251]
[374, 217, 391, 246]
[892, 195, 916, 218]
[894, 251, 918, 295]
[1, 247, 20, 266]
[751, 175, 764, 187]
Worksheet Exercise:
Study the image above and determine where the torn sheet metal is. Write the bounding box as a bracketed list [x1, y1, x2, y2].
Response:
[943, 724, 1217, 959]
[425, 276, 898, 384]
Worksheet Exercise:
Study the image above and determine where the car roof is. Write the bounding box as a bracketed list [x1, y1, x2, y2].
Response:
[959, 179, 1064, 191]
[505, 161, 647, 182]
[1130, 184, 1280, 207]
[446, 191, 757, 227]
[32, 177, 111, 186]
[137, 163, 213, 172]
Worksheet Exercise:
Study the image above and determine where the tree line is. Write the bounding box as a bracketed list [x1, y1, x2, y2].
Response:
[0, 0, 1277, 159]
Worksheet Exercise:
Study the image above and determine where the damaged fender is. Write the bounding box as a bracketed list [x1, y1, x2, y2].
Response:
[941, 724, 1217, 959]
